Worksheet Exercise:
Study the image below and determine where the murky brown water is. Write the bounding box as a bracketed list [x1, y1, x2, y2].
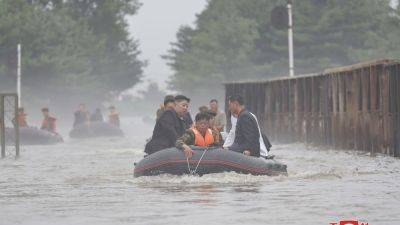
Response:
[1, 117, 399, 225]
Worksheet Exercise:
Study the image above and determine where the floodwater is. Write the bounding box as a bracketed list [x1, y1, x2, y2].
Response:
[1, 117, 399, 225]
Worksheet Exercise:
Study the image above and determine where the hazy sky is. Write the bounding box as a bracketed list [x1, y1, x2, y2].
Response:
[126, 0, 398, 96]
[127, 0, 207, 95]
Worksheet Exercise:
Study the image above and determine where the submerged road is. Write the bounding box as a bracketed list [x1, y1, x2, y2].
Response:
[0, 117, 399, 225]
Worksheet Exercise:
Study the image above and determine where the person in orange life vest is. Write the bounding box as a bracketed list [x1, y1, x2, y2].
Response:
[176, 112, 222, 158]
[12, 107, 28, 127]
[40, 107, 57, 133]
[108, 106, 120, 128]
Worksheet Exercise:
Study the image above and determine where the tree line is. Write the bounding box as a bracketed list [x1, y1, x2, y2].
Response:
[165, 0, 400, 100]
[0, 0, 144, 108]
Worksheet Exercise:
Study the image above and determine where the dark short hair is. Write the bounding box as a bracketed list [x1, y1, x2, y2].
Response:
[210, 99, 218, 104]
[174, 95, 190, 103]
[163, 95, 175, 105]
[206, 110, 217, 117]
[228, 95, 244, 105]
[108, 106, 116, 109]
[195, 112, 210, 122]
[41, 107, 49, 112]
[198, 105, 209, 112]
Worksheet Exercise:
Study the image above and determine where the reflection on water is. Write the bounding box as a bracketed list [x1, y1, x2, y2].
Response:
[0, 117, 399, 225]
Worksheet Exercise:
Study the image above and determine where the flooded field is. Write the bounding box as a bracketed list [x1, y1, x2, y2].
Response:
[1, 117, 399, 225]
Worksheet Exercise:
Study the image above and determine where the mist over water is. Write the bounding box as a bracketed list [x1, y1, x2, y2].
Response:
[0, 117, 399, 225]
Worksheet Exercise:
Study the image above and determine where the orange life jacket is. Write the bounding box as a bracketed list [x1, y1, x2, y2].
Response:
[41, 116, 56, 132]
[18, 114, 27, 127]
[191, 128, 214, 147]
[109, 113, 120, 127]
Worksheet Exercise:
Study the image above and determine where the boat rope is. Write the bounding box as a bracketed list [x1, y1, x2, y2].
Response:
[192, 147, 208, 175]
[186, 157, 192, 174]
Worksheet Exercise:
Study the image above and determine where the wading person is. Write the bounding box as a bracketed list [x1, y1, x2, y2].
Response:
[108, 106, 120, 128]
[73, 103, 89, 128]
[145, 95, 190, 155]
[209, 99, 226, 132]
[40, 108, 57, 133]
[176, 112, 222, 158]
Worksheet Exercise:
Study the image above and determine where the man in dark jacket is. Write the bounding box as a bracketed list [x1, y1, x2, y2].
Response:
[228, 95, 260, 157]
[145, 95, 190, 155]
[182, 112, 193, 129]
[73, 103, 89, 128]
[90, 108, 104, 122]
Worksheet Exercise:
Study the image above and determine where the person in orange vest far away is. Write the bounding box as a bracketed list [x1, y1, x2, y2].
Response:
[176, 112, 222, 158]
[40, 107, 57, 133]
[12, 107, 28, 127]
[108, 106, 120, 128]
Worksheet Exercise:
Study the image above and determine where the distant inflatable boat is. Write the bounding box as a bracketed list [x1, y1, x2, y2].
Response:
[69, 121, 123, 139]
[5, 127, 63, 145]
[134, 147, 287, 177]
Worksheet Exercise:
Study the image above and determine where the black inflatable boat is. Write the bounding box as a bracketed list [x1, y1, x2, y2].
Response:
[134, 146, 287, 177]
[69, 121, 123, 139]
[5, 127, 63, 145]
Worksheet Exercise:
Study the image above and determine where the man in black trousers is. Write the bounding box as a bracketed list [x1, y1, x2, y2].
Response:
[145, 95, 190, 155]
[227, 95, 261, 157]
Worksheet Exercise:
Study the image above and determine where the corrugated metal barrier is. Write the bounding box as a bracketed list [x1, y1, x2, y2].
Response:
[225, 59, 400, 157]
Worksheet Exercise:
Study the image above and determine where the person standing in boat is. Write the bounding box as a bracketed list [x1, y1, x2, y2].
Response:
[176, 112, 222, 158]
[227, 95, 261, 157]
[145, 95, 190, 155]
[40, 107, 57, 133]
[108, 106, 120, 128]
[90, 108, 104, 122]
[209, 99, 226, 132]
[73, 103, 89, 128]
[156, 95, 175, 121]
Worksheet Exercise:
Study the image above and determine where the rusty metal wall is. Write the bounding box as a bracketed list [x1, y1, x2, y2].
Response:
[225, 60, 400, 157]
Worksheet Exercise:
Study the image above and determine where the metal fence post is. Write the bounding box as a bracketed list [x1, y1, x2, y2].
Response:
[1, 95, 5, 158]
[14, 94, 19, 158]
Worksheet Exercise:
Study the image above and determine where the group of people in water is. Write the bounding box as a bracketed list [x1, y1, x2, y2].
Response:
[12, 103, 121, 134]
[145, 94, 272, 159]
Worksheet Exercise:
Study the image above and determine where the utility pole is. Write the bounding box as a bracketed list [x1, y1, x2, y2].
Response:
[287, 0, 294, 77]
[17, 44, 21, 107]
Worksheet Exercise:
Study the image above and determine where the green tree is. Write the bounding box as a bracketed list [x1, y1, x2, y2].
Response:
[165, 0, 400, 99]
[0, 0, 144, 109]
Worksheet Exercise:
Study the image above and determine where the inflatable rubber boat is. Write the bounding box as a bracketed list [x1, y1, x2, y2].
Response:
[134, 146, 287, 177]
[69, 121, 123, 139]
[5, 127, 63, 145]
